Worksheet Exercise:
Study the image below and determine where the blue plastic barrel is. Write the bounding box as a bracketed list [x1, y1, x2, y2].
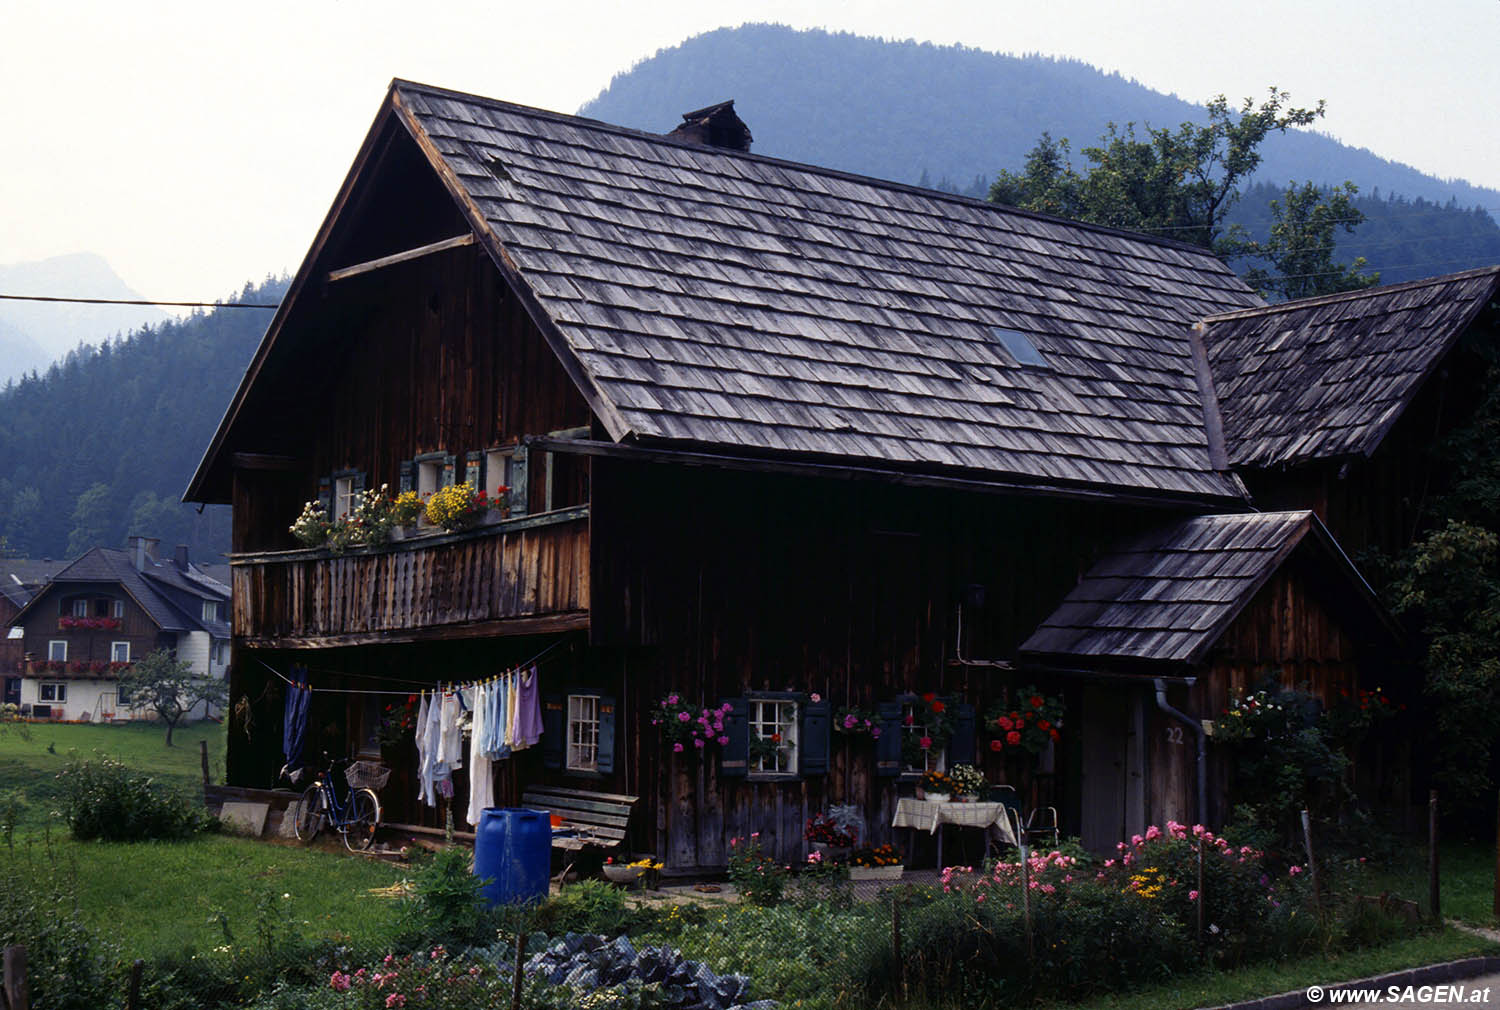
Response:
[473, 807, 551, 905]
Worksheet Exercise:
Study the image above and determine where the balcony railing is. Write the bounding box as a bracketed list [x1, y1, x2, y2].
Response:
[230, 506, 589, 646]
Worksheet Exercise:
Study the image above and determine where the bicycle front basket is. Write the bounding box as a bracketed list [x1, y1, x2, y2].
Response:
[346, 761, 391, 791]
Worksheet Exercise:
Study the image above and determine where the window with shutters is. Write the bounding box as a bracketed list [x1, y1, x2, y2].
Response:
[566, 694, 600, 772]
[415, 455, 445, 497]
[485, 448, 516, 503]
[902, 701, 947, 775]
[749, 698, 798, 777]
[333, 475, 357, 519]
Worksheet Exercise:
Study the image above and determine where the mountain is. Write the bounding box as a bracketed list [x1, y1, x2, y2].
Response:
[0, 276, 287, 561]
[0, 252, 170, 386]
[580, 25, 1500, 283]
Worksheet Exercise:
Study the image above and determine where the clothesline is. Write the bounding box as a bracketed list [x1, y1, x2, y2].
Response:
[256, 636, 570, 698]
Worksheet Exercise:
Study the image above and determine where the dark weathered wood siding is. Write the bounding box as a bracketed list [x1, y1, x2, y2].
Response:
[19, 584, 163, 667]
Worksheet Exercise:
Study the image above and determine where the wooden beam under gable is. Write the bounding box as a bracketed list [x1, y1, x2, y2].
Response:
[327, 233, 475, 282]
[388, 87, 635, 446]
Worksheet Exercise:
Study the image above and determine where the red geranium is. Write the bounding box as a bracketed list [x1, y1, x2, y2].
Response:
[1006, 731, 1021, 745]
[930, 700, 946, 714]
[1030, 696, 1044, 708]
[989, 739, 1003, 752]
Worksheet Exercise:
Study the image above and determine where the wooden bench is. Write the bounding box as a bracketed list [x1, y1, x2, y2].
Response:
[520, 785, 639, 881]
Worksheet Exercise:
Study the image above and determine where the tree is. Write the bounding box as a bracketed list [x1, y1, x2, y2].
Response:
[66, 482, 114, 557]
[990, 88, 1325, 251]
[1233, 182, 1380, 300]
[118, 649, 228, 746]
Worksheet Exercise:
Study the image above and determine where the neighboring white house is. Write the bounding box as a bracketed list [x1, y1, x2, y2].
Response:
[8, 536, 230, 722]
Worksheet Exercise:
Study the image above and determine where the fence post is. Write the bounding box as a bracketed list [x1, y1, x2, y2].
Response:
[891, 894, 904, 999]
[1493, 789, 1499, 920]
[125, 958, 143, 1010]
[200, 739, 211, 786]
[1430, 790, 1441, 923]
[510, 921, 525, 1010]
[1301, 809, 1320, 914]
[3, 944, 28, 1010]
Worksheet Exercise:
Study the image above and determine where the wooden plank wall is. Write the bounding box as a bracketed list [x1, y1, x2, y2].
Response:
[591, 458, 1160, 869]
[231, 515, 588, 643]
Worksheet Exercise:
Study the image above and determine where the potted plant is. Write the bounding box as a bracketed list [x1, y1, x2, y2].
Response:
[919, 769, 955, 803]
[804, 811, 856, 861]
[424, 482, 495, 532]
[948, 763, 987, 802]
[848, 844, 904, 881]
[602, 856, 661, 887]
[289, 500, 332, 547]
[649, 692, 731, 755]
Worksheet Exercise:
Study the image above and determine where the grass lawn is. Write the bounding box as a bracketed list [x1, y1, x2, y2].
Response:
[1, 720, 407, 960]
[1053, 927, 1500, 1010]
[1358, 837, 1499, 927]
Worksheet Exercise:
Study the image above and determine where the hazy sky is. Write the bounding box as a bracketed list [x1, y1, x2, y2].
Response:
[3, 0, 1497, 306]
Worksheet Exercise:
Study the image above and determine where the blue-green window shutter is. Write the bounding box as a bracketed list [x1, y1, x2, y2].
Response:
[541, 694, 564, 770]
[398, 461, 413, 493]
[316, 476, 332, 516]
[719, 698, 748, 778]
[949, 701, 976, 767]
[875, 701, 903, 776]
[800, 697, 830, 776]
[465, 451, 481, 489]
[441, 454, 456, 488]
[596, 695, 617, 775]
[351, 471, 365, 499]
[510, 446, 529, 516]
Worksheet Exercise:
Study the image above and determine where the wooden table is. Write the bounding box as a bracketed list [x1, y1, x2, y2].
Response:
[891, 798, 1020, 869]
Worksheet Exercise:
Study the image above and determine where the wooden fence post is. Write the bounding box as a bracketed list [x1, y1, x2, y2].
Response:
[510, 922, 525, 1010]
[1430, 790, 1441, 923]
[1301, 809, 1320, 914]
[125, 958, 143, 1010]
[200, 739, 211, 786]
[3, 944, 28, 1010]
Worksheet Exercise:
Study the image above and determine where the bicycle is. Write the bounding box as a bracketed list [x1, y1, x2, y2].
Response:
[293, 755, 384, 851]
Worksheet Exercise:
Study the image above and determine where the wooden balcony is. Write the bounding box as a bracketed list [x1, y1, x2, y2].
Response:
[230, 506, 589, 647]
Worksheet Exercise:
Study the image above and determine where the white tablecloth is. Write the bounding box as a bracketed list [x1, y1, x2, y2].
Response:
[891, 798, 1019, 848]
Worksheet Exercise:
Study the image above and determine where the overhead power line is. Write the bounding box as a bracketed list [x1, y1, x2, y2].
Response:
[0, 293, 279, 309]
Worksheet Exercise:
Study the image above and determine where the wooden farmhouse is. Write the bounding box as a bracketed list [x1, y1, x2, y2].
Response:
[186, 80, 1499, 866]
[8, 538, 231, 722]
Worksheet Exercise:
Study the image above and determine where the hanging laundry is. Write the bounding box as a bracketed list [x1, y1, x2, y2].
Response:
[466, 681, 494, 828]
[506, 670, 521, 749]
[481, 672, 510, 761]
[437, 690, 465, 770]
[281, 672, 311, 782]
[513, 664, 544, 749]
[418, 690, 443, 807]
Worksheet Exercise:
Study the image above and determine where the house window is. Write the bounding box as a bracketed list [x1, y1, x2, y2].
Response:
[112, 599, 124, 619]
[71, 599, 88, 618]
[334, 475, 356, 519]
[567, 694, 600, 771]
[202, 600, 221, 623]
[749, 698, 798, 776]
[40, 682, 67, 703]
[48, 640, 67, 662]
[485, 449, 515, 505]
[111, 641, 130, 663]
[416, 457, 444, 497]
[902, 701, 947, 774]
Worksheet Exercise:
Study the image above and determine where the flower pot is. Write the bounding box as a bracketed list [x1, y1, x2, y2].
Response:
[811, 842, 852, 862]
[849, 865, 904, 881]
[602, 864, 644, 885]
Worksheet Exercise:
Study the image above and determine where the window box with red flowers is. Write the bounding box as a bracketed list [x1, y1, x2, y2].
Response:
[58, 616, 122, 631]
[984, 685, 1064, 757]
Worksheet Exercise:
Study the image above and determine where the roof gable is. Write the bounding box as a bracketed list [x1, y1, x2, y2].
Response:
[11, 548, 224, 634]
[1204, 267, 1500, 468]
[1020, 511, 1397, 666]
[190, 80, 1265, 507]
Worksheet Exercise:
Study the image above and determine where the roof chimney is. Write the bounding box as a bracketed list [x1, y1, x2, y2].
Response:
[127, 535, 159, 571]
[174, 544, 190, 572]
[667, 101, 752, 153]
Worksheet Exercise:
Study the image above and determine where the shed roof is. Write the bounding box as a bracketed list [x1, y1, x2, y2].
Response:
[1019, 510, 1394, 666]
[188, 80, 1265, 506]
[1203, 267, 1500, 468]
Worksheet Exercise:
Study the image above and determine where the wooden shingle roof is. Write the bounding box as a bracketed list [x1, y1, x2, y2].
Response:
[390, 81, 1262, 502]
[1203, 267, 1500, 468]
[1019, 511, 1387, 666]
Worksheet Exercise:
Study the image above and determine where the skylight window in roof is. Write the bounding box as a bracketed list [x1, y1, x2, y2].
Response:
[992, 328, 1048, 367]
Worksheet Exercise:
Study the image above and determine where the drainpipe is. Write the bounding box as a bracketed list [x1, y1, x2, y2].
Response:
[1153, 678, 1206, 827]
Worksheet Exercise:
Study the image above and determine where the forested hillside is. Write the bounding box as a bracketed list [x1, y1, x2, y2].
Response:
[0, 277, 287, 561]
[582, 24, 1500, 281]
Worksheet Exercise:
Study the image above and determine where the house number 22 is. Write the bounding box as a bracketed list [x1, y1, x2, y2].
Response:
[1165, 726, 1184, 745]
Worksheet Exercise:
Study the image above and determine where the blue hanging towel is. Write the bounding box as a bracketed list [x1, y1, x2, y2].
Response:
[282, 668, 311, 778]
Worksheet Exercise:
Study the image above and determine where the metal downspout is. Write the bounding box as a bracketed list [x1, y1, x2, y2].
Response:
[1154, 678, 1206, 827]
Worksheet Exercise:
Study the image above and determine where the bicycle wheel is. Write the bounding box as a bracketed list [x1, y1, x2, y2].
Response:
[343, 788, 381, 852]
[294, 784, 326, 842]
